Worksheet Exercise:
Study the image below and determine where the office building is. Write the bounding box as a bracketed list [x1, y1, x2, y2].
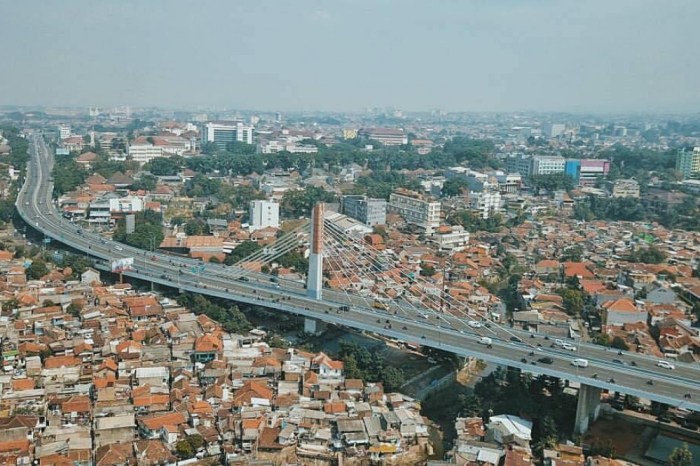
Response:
[433, 225, 470, 251]
[542, 123, 566, 138]
[358, 127, 408, 146]
[341, 195, 387, 226]
[565, 160, 611, 187]
[202, 121, 254, 149]
[506, 154, 565, 176]
[128, 144, 164, 165]
[388, 189, 441, 233]
[249, 200, 280, 231]
[469, 191, 502, 219]
[58, 125, 71, 140]
[676, 147, 700, 180]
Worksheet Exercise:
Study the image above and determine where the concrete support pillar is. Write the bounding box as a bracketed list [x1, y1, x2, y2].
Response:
[306, 203, 324, 300]
[574, 384, 602, 435]
[304, 317, 326, 335]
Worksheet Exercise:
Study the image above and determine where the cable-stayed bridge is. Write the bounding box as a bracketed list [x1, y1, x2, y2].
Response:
[17, 134, 700, 434]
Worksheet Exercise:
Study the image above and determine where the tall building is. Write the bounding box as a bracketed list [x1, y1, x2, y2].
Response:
[388, 189, 441, 233]
[468, 191, 502, 219]
[341, 195, 387, 226]
[58, 125, 71, 140]
[201, 121, 254, 149]
[128, 144, 164, 165]
[565, 160, 611, 187]
[676, 147, 700, 180]
[506, 154, 565, 176]
[542, 123, 566, 138]
[249, 200, 279, 231]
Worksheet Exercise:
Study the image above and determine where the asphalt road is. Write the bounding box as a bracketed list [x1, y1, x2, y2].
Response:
[16, 134, 700, 411]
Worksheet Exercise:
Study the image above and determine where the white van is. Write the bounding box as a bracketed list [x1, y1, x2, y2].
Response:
[571, 358, 589, 368]
[478, 337, 493, 345]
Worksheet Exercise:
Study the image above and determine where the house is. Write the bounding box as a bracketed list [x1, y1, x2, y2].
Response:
[486, 414, 532, 447]
[193, 334, 222, 363]
[80, 268, 101, 285]
[312, 352, 344, 379]
[601, 299, 648, 328]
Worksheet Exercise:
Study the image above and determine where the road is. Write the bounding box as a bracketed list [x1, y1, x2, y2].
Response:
[15, 133, 700, 411]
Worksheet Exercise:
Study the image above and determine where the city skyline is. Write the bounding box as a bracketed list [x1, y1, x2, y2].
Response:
[1, 0, 699, 113]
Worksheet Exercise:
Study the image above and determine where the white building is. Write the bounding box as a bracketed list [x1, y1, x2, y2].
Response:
[433, 226, 470, 251]
[249, 200, 280, 231]
[202, 121, 254, 148]
[260, 140, 319, 154]
[469, 191, 502, 219]
[611, 179, 640, 198]
[542, 123, 566, 138]
[128, 144, 164, 165]
[388, 189, 441, 233]
[58, 125, 71, 140]
[531, 156, 566, 175]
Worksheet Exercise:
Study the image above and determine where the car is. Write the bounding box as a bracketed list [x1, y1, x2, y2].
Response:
[612, 359, 625, 365]
[510, 336, 522, 343]
[561, 343, 577, 351]
[339, 305, 350, 312]
[467, 320, 482, 328]
[571, 358, 589, 368]
[656, 360, 675, 370]
[114, 246, 123, 251]
[537, 357, 554, 364]
[237, 276, 249, 282]
[477, 337, 493, 345]
[554, 339, 565, 346]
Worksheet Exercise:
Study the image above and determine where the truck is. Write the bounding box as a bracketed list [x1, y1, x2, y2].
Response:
[571, 358, 589, 368]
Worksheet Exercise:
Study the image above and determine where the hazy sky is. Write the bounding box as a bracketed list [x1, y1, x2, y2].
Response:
[1, 0, 698, 113]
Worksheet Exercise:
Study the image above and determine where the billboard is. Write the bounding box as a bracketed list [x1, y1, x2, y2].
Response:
[111, 257, 134, 273]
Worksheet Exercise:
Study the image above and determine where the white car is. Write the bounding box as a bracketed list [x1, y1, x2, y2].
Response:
[554, 339, 565, 346]
[478, 337, 493, 345]
[561, 343, 577, 351]
[468, 320, 482, 329]
[656, 360, 675, 370]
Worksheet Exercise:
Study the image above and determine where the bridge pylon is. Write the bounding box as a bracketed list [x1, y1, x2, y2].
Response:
[306, 203, 324, 300]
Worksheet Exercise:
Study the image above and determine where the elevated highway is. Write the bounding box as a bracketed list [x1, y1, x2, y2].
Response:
[16, 134, 700, 430]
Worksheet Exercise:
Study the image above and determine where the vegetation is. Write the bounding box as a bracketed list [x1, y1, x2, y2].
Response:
[350, 171, 422, 200]
[337, 341, 405, 392]
[667, 443, 693, 466]
[175, 434, 204, 459]
[177, 293, 252, 334]
[27, 259, 49, 280]
[224, 240, 261, 266]
[529, 173, 574, 195]
[626, 245, 666, 264]
[448, 210, 503, 233]
[113, 210, 164, 250]
[280, 186, 337, 217]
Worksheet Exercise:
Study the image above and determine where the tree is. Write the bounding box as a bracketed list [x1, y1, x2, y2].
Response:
[557, 288, 584, 317]
[175, 439, 194, 459]
[27, 259, 49, 280]
[67, 302, 83, 317]
[458, 394, 483, 417]
[145, 156, 182, 176]
[280, 186, 337, 218]
[224, 240, 262, 265]
[381, 366, 406, 392]
[667, 443, 693, 466]
[611, 336, 629, 351]
[442, 178, 470, 197]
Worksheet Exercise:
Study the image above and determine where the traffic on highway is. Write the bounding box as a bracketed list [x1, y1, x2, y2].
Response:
[16, 133, 700, 411]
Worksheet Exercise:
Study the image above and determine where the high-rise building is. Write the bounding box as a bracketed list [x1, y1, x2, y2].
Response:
[468, 191, 502, 219]
[542, 123, 566, 138]
[565, 160, 611, 186]
[58, 125, 71, 140]
[506, 154, 565, 176]
[341, 195, 387, 226]
[676, 147, 700, 180]
[201, 121, 254, 149]
[388, 189, 441, 233]
[249, 200, 279, 231]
